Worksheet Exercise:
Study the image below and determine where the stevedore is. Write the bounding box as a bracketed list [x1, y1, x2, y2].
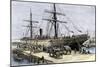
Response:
[74, 48, 77, 54]
[41, 56, 44, 63]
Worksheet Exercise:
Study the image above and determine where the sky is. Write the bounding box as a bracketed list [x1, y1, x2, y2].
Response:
[12, 1, 96, 40]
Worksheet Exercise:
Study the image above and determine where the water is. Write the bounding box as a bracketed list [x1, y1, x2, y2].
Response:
[11, 45, 35, 66]
[86, 47, 96, 54]
[11, 57, 33, 66]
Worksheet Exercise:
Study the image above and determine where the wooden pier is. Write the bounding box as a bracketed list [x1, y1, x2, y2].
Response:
[22, 51, 95, 63]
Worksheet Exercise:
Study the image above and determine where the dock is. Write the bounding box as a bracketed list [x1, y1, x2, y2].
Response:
[23, 51, 95, 63]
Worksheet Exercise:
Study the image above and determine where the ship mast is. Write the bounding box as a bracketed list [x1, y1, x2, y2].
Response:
[24, 8, 38, 39]
[53, 3, 57, 38]
[30, 9, 33, 39]
[43, 3, 67, 38]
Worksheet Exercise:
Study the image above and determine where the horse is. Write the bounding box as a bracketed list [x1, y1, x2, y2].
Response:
[63, 46, 71, 55]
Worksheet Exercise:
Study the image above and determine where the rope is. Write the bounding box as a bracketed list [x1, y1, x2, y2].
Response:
[57, 4, 83, 33]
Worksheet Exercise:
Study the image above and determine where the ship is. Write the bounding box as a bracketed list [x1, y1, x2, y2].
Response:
[13, 3, 89, 54]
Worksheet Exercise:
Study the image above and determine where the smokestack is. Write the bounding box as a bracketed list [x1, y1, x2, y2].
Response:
[39, 28, 43, 37]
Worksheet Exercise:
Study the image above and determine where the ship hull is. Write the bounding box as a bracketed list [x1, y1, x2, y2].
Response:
[49, 34, 89, 51]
